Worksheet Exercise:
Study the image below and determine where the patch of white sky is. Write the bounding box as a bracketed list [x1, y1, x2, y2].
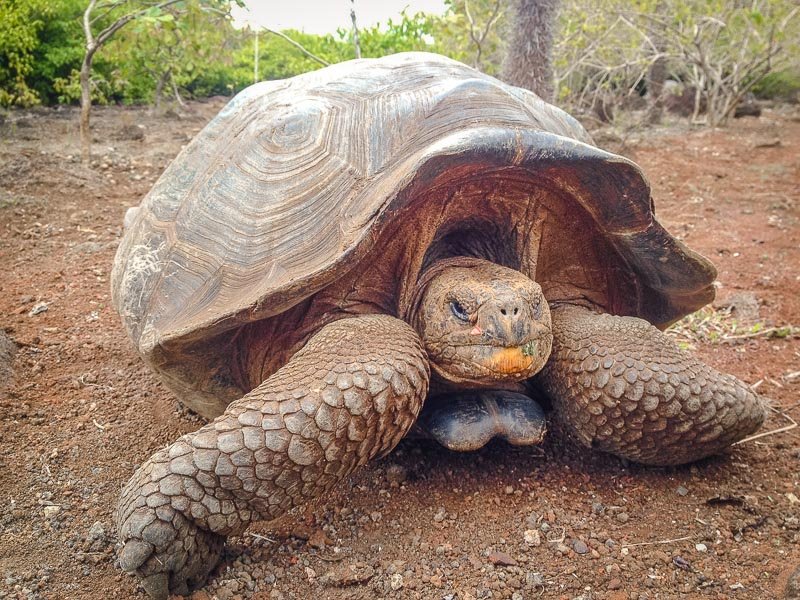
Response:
[231, 0, 448, 35]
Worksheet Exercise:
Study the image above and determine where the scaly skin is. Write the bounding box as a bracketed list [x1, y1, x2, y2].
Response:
[116, 315, 429, 599]
[117, 259, 767, 597]
[538, 305, 766, 465]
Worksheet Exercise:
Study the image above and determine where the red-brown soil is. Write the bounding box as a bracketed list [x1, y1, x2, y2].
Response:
[0, 101, 798, 600]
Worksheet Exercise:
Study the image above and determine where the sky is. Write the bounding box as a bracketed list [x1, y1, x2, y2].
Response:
[231, 0, 448, 34]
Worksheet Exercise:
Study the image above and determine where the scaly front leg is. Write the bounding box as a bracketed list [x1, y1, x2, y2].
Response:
[538, 305, 765, 465]
[116, 315, 429, 599]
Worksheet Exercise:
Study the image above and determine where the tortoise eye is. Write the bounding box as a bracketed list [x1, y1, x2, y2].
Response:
[450, 300, 469, 322]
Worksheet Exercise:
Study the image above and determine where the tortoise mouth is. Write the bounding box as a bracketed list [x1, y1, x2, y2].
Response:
[413, 390, 547, 452]
[430, 333, 553, 385]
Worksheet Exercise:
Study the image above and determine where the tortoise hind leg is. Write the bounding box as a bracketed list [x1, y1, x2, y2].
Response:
[537, 305, 766, 466]
[116, 315, 429, 599]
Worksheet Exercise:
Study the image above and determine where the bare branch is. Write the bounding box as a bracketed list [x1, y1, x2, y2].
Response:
[263, 28, 330, 66]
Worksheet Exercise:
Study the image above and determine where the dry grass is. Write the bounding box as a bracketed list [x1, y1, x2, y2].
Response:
[667, 306, 799, 350]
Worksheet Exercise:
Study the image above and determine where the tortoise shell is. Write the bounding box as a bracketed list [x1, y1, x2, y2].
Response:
[111, 52, 715, 417]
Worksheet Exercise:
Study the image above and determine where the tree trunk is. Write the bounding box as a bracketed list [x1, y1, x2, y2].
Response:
[350, 0, 361, 59]
[646, 1, 667, 124]
[170, 73, 186, 108]
[154, 69, 170, 113]
[502, 0, 560, 101]
[79, 51, 94, 166]
[253, 29, 259, 83]
[646, 54, 667, 124]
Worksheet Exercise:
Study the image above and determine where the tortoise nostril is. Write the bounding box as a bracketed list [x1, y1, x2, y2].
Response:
[513, 307, 519, 315]
[500, 308, 507, 316]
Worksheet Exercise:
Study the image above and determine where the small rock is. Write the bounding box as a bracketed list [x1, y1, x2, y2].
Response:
[523, 529, 541, 546]
[526, 571, 544, 587]
[43, 506, 61, 519]
[0, 330, 17, 386]
[88, 521, 105, 541]
[713, 291, 760, 325]
[487, 551, 517, 567]
[591, 501, 605, 515]
[28, 302, 49, 316]
[676, 486, 689, 497]
[433, 507, 446, 523]
[525, 512, 539, 528]
[390, 573, 403, 590]
[386, 464, 408, 485]
[695, 543, 708, 553]
[70, 241, 104, 255]
[325, 562, 374, 586]
[608, 578, 623, 590]
[307, 529, 332, 549]
[616, 512, 630, 523]
[573, 540, 589, 555]
[505, 485, 514, 495]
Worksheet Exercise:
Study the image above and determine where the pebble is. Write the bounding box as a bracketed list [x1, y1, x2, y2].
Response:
[573, 540, 589, 554]
[616, 512, 630, 523]
[487, 551, 517, 566]
[386, 464, 408, 485]
[433, 507, 446, 523]
[608, 578, 623, 590]
[88, 521, 105, 541]
[676, 486, 689, 496]
[523, 529, 541, 546]
[526, 571, 544, 587]
[695, 543, 708, 552]
[325, 562, 375, 586]
[43, 505, 61, 519]
[390, 573, 404, 590]
[28, 302, 49, 316]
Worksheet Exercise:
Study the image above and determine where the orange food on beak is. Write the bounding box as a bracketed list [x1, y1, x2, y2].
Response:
[487, 347, 534, 374]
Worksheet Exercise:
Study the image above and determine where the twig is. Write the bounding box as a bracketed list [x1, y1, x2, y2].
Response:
[247, 532, 277, 544]
[721, 325, 798, 342]
[622, 535, 693, 548]
[263, 28, 330, 66]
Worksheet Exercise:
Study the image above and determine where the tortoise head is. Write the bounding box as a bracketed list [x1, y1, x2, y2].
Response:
[409, 257, 553, 386]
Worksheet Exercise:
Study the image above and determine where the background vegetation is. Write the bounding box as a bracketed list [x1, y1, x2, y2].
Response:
[1, 0, 798, 122]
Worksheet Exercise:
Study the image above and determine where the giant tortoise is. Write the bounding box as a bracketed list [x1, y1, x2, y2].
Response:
[111, 52, 765, 598]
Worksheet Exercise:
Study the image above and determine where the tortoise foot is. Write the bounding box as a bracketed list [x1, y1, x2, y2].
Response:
[541, 305, 766, 465]
[116, 453, 225, 599]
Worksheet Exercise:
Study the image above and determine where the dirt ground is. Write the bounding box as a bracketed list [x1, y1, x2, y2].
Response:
[0, 99, 798, 600]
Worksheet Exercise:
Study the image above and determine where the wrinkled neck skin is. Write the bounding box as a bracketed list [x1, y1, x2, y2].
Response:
[407, 256, 553, 391]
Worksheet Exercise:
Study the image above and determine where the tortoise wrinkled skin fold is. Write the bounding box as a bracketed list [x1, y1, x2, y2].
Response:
[110, 53, 765, 598]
